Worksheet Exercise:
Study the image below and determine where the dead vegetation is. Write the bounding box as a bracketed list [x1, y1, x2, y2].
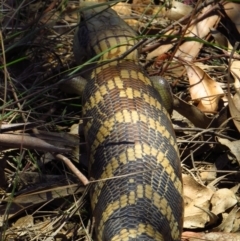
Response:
[1, 0, 240, 240]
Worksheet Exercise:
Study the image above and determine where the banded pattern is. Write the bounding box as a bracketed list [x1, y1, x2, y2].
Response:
[74, 3, 183, 241]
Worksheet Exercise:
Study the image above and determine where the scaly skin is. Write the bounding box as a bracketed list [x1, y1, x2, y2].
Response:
[73, 3, 183, 241]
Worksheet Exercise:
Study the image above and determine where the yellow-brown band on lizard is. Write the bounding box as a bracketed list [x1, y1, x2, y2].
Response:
[74, 3, 184, 241]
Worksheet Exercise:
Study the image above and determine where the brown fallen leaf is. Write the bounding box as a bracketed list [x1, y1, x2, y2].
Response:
[112, 2, 132, 16]
[213, 206, 239, 233]
[210, 188, 238, 215]
[154, 0, 192, 21]
[211, 28, 240, 89]
[217, 137, 240, 165]
[182, 231, 240, 241]
[227, 89, 240, 133]
[224, 2, 240, 34]
[186, 64, 224, 112]
[175, 4, 220, 62]
[183, 174, 214, 229]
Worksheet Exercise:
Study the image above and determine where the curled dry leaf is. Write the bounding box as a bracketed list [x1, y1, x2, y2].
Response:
[210, 28, 229, 49]
[112, 2, 132, 16]
[213, 206, 239, 233]
[187, 64, 224, 112]
[233, 208, 240, 233]
[146, 34, 176, 60]
[211, 28, 240, 87]
[184, 199, 211, 228]
[132, 0, 154, 15]
[211, 188, 238, 215]
[13, 215, 33, 229]
[217, 137, 240, 165]
[153, 0, 193, 21]
[199, 163, 217, 183]
[182, 231, 240, 241]
[224, 2, 240, 34]
[175, 4, 220, 62]
[183, 174, 214, 229]
[211, 29, 240, 131]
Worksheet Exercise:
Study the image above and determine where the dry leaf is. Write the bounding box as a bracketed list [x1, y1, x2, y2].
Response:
[217, 137, 240, 165]
[13, 215, 34, 229]
[213, 206, 239, 233]
[210, 28, 229, 49]
[211, 188, 238, 215]
[6, 218, 53, 238]
[183, 174, 214, 229]
[146, 39, 176, 60]
[184, 199, 211, 228]
[182, 231, 240, 241]
[112, 2, 132, 16]
[199, 164, 217, 182]
[224, 2, 240, 34]
[154, 0, 192, 21]
[175, 4, 220, 62]
[228, 96, 240, 133]
[230, 60, 240, 88]
[232, 209, 240, 232]
[211, 29, 240, 131]
[186, 65, 224, 112]
[211, 28, 240, 88]
[132, 0, 154, 15]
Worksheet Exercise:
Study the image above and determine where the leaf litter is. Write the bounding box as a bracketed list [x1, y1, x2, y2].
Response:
[1, 0, 240, 240]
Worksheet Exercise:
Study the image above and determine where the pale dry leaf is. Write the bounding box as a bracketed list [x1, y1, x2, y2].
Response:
[232, 209, 240, 232]
[231, 183, 240, 195]
[228, 91, 240, 133]
[184, 199, 211, 228]
[183, 174, 214, 200]
[6, 218, 53, 238]
[224, 2, 240, 34]
[182, 231, 240, 241]
[112, 2, 132, 16]
[199, 164, 217, 182]
[145, 1, 192, 60]
[233, 90, 240, 112]
[211, 28, 229, 49]
[183, 174, 214, 228]
[183, 174, 214, 203]
[175, 4, 220, 62]
[217, 137, 240, 165]
[230, 60, 240, 88]
[211, 188, 237, 215]
[153, 0, 192, 21]
[213, 206, 239, 233]
[186, 64, 224, 112]
[13, 215, 34, 229]
[132, 0, 154, 15]
[211, 29, 240, 88]
[211, 28, 240, 88]
[146, 40, 175, 60]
